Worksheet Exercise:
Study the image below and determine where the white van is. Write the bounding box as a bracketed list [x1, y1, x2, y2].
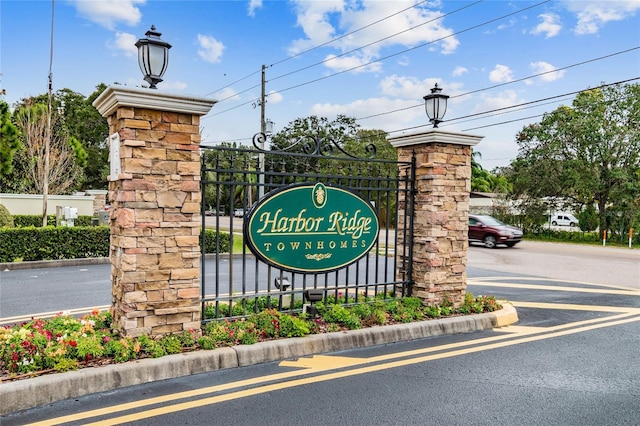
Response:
[551, 213, 579, 227]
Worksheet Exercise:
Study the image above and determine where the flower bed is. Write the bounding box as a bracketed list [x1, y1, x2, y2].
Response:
[1, 294, 501, 382]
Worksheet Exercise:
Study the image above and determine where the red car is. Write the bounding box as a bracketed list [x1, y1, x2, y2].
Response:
[468, 214, 523, 248]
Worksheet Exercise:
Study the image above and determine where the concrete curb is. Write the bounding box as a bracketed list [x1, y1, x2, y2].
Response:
[0, 304, 517, 415]
[0, 254, 229, 271]
[0, 258, 110, 271]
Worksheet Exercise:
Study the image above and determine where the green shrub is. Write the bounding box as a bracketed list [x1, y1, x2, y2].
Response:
[0, 226, 110, 262]
[203, 229, 231, 254]
[160, 335, 183, 355]
[14, 215, 58, 227]
[0, 225, 231, 262]
[322, 305, 361, 329]
[0, 204, 13, 227]
[279, 315, 311, 337]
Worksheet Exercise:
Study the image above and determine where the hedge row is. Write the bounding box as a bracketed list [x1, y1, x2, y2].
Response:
[526, 229, 639, 245]
[0, 227, 231, 263]
[13, 215, 95, 227]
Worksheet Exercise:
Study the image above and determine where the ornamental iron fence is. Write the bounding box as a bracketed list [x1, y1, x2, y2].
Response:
[200, 134, 415, 322]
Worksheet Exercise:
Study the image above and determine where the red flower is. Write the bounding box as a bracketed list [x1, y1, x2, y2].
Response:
[68, 340, 77, 347]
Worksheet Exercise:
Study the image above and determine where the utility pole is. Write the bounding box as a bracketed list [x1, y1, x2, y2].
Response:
[43, 0, 55, 226]
[258, 64, 266, 199]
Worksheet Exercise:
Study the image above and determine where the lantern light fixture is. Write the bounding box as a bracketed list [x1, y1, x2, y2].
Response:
[423, 83, 449, 128]
[135, 25, 172, 89]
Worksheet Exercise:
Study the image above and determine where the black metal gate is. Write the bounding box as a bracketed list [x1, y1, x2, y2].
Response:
[200, 135, 415, 322]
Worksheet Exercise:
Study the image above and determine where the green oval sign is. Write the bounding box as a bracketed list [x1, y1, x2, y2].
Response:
[245, 183, 379, 273]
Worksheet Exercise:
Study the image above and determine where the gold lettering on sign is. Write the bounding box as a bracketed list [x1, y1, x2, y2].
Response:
[257, 209, 325, 234]
[327, 210, 372, 239]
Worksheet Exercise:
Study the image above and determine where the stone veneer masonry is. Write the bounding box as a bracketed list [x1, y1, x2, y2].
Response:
[389, 130, 483, 306]
[93, 86, 216, 337]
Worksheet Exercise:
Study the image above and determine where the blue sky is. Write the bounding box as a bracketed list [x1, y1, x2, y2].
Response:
[2, 0, 639, 170]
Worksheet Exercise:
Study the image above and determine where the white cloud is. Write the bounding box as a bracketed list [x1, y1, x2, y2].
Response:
[310, 96, 424, 129]
[72, 0, 144, 30]
[287, 0, 459, 73]
[496, 18, 517, 31]
[529, 61, 565, 82]
[159, 80, 187, 91]
[377, 74, 463, 101]
[197, 34, 225, 63]
[563, 0, 640, 35]
[489, 65, 514, 83]
[531, 13, 562, 38]
[214, 87, 240, 102]
[108, 32, 138, 57]
[267, 90, 283, 104]
[379, 74, 428, 98]
[248, 0, 262, 17]
[452, 66, 468, 77]
[323, 53, 382, 73]
[471, 90, 523, 115]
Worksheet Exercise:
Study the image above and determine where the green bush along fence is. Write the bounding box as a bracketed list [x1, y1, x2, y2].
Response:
[12, 215, 94, 227]
[0, 228, 230, 263]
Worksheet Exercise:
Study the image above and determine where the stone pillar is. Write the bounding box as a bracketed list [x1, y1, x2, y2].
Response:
[93, 86, 216, 337]
[390, 130, 483, 306]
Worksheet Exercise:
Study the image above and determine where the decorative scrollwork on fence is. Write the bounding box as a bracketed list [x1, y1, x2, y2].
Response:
[252, 132, 377, 160]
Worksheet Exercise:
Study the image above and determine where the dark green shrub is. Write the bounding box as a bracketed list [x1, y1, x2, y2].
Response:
[0, 226, 110, 262]
[0, 226, 231, 262]
[13, 215, 57, 227]
[0, 204, 13, 227]
[160, 335, 183, 355]
[12, 214, 94, 227]
[278, 315, 311, 337]
[322, 305, 361, 329]
[203, 229, 231, 253]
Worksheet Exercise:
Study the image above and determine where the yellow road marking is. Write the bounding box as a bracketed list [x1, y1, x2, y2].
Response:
[26, 309, 640, 426]
[280, 355, 367, 369]
[468, 281, 639, 295]
[81, 314, 640, 426]
[511, 301, 640, 313]
[469, 277, 639, 292]
[494, 325, 547, 334]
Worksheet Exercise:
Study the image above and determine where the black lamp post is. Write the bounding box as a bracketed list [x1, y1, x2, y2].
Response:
[423, 83, 449, 128]
[135, 25, 172, 89]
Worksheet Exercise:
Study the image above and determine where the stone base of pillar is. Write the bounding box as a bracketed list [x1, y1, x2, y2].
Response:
[390, 130, 482, 306]
[94, 86, 216, 338]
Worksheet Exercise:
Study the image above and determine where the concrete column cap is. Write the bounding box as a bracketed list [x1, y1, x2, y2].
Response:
[389, 129, 483, 148]
[93, 85, 217, 117]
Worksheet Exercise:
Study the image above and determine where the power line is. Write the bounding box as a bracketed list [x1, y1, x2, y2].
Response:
[448, 76, 640, 125]
[203, 0, 441, 101]
[268, 1, 483, 84]
[206, 0, 548, 120]
[272, 0, 433, 67]
[202, 78, 640, 145]
[268, 0, 550, 97]
[356, 47, 640, 122]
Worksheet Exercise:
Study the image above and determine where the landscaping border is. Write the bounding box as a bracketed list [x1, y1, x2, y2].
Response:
[0, 304, 517, 415]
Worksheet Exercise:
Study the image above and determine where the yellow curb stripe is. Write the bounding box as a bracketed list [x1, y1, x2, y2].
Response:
[80, 314, 640, 426]
[26, 310, 639, 426]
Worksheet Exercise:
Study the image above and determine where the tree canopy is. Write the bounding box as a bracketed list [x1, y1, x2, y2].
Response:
[0, 100, 21, 176]
[471, 150, 511, 193]
[1, 85, 109, 194]
[508, 82, 640, 236]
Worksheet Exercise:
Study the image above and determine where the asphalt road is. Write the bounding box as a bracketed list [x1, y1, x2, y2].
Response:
[468, 240, 639, 290]
[3, 256, 639, 425]
[0, 241, 637, 321]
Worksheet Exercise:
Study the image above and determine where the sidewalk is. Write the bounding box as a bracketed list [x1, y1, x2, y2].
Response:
[0, 304, 517, 414]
